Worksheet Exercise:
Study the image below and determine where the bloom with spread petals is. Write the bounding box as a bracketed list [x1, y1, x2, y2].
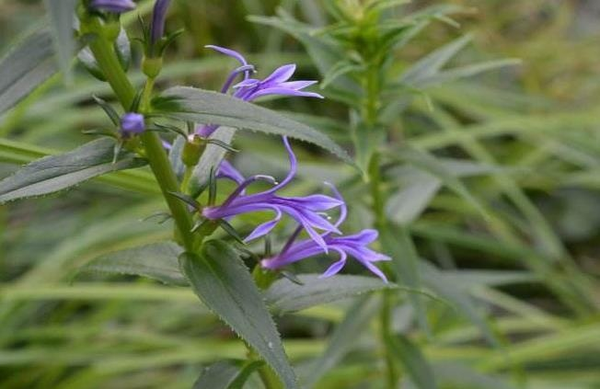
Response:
[90, 0, 136, 13]
[195, 46, 322, 138]
[261, 186, 391, 282]
[202, 137, 342, 251]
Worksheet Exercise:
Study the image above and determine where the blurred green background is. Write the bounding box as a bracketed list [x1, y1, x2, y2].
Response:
[1, 0, 600, 388]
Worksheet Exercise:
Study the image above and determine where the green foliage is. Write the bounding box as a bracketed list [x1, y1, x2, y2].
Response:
[156, 86, 353, 164]
[180, 241, 297, 388]
[1, 0, 600, 388]
[0, 138, 146, 204]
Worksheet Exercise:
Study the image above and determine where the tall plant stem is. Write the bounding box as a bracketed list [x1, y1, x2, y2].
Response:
[85, 18, 194, 251]
[361, 59, 399, 387]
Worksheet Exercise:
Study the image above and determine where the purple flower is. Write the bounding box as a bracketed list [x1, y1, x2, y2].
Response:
[202, 137, 343, 251]
[195, 46, 323, 138]
[150, 0, 172, 47]
[261, 185, 391, 282]
[120, 113, 145, 136]
[90, 0, 136, 13]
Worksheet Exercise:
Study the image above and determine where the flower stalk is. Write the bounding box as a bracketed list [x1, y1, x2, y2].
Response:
[83, 16, 195, 251]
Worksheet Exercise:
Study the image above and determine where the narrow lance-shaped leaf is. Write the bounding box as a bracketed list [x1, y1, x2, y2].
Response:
[421, 262, 498, 346]
[401, 34, 473, 86]
[79, 242, 186, 286]
[265, 274, 394, 315]
[193, 360, 264, 389]
[179, 240, 297, 388]
[388, 334, 437, 389]
[0, 138, 146, 204]
[301, 296, 379, 388]
[44, 0, 77, 83]
[156, 87, 353, 165]
[0, 26, 57, 114]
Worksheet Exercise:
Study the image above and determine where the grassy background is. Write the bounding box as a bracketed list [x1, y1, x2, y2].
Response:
[1, 0, 599, 388]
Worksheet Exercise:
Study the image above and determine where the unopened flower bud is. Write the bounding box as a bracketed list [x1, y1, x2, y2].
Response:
[120, 113, 145, 137]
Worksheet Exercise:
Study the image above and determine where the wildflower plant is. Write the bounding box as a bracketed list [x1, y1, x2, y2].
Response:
[0, 0, 394, 387]
[3, 1, 598, 388]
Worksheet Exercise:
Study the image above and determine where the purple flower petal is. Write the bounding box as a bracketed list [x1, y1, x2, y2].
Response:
[91, 0, 136, 13]
[244, 208, 282, 242]
[280, 80, 318, 90]
[320, 250, 347, 278]
[261, 64, 296, 86]
[249, 88, 324, 100]
[205, 45, 248, 66]
[284, 194, 344, 211]
[217, 160, 245, 185]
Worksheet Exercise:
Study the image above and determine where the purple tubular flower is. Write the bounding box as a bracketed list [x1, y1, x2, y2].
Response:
[195, 46, 323, 138]
[120, 113, 145, 136]
[150, 0, 172, 46]
[90, 0, 136, 13]
[202, 137, 343, 251]
[261, 185, 391, 282]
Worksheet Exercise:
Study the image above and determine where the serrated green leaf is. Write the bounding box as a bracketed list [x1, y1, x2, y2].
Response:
[388, 334, 437, 389]
[0, 26, 57, 114]
[80, 242, 186, 286]
[265, 274, 393, 315]
[44, 0, 77, 83]
[0, 138, 146, 204]
[157, 87, 353, 165]
[193, 360, 264, 389]
[179, 240, 297, 388]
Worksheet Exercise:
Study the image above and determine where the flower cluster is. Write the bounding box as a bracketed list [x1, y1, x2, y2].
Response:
[204, 137, 390, 281]
[189, 46, 389, 281]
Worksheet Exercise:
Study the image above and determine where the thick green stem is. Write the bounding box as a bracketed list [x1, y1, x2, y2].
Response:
[86, 18, 194, 251]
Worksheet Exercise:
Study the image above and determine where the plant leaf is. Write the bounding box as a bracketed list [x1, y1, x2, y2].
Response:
[156, 87, 353, 165]
[0, 26, 57, 114]
[388, 334, 437, 389]
[421, 262, 498, 346]
[0, 138, 146, 204]
[380, 223, 429, 333]
[189, 126, 236, 195]
[265, 274, 393, 315]
[44, 0, 77, 83]
[193, 360, 264, 389]
[401, 35, 473, 87]
[79, 242, 186, 286]
[301, 296, 379, 388]
[179, 240, 297, 388]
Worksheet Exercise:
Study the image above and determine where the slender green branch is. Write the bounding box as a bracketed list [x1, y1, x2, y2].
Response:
[84, 17, 194, 251]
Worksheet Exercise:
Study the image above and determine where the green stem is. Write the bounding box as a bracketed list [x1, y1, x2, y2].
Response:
[85, 17, 194, 251]
[381, 290, 399, 388]
[363, 63, 398, 387]
[247, 346, 282, 389]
